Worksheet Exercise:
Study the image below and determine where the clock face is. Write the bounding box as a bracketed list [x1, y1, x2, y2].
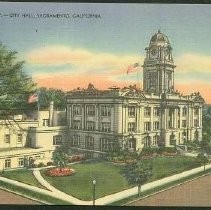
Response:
[150, 48, 158, 58]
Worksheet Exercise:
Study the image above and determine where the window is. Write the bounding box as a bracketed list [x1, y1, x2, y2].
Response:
[73, 105, 82, 115]
[144, 107, 151, 117]
[86, 105, 95, 116]
[168, 120, 174, 129]
[5, 159, 11, 169]
[72, 135, 80, 147]
[17, 134, 23, 143]
[153, 107, 160, 116]
[170, 134, 176, 145]
[144, 136, 151, 147]
[169, 109, 174, 116]
[5, 134, 10, 143]
[178, 108, 180, 116]
[101, 138, 111, 151]
[18, 158, 24, 167]
[85, 136, 94, 149]
[42, 119, 49, 126]
[182, 107, 187, 116]
[144, 122, 151, 131]
[153, 121, 159, 130]
[152, 136, 159, 146]
[194, 130, 199, 141]
[53, 135, 62, 145]
[101, 122, 111, 132]
[178, 120, 180, 128]
[194, 119, 199, 127]
[147, 72, 157, 90]
[182, 120, 187, 128]
[101, 106, 111, 116]
[128, 122, 136, 132]
[194, 107, 199, 115]
[128, 139, 136, 150]
[86, 121, 95, 131]
[73, 120, 81, 130]
[128, 107, 135, 117]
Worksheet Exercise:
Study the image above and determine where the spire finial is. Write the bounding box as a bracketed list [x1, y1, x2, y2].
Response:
[158, 29, 161, 33]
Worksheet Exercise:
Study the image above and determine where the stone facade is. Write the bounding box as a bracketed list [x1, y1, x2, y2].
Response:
[66, 31, 204, 157]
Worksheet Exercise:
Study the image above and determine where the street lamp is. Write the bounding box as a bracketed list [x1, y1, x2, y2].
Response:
[92, 179, 96, 205]
[204, 153, 207, 172]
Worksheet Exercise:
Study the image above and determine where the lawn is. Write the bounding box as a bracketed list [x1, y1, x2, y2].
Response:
[1, 169, 44, 189]
[41, 156, 201, 201]
[41, 160, 131, 200]
[148, 156, 202, 181]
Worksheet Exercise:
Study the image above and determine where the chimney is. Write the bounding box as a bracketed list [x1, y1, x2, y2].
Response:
[49, 101, 54, 126]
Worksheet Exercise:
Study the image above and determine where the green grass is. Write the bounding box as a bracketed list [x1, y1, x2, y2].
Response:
[0, 156, 203, 203]
[41, 157, 201, 201]
[1, 169, 44, 189]
[0, 180, 72, 205]
[41, 160, 131, 200]
[147, 156, 201, 181]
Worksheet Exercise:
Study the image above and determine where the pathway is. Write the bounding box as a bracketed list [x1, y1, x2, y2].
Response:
[33, 164, 211, 205]
[33, 169, 91, 205]
[1, 164, 211, 205]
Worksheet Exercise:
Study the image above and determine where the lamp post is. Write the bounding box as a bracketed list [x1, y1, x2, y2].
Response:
[204, 153, 207, 172]
[92, 179, 96, 205]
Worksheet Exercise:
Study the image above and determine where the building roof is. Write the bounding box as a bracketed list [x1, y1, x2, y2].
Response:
[150, 30, 170, 47]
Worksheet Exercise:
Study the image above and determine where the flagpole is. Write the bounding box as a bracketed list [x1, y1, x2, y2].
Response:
[37, 91, 40, 127]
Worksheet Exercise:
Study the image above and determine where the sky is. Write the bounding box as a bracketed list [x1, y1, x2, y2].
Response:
[0, 3, 211, 103]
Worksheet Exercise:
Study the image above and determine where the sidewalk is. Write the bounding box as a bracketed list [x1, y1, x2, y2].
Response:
[33, 163, 211, 205]
[1, 164, 211, 205]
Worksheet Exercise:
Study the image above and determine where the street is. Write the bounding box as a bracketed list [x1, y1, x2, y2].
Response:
[0, 188, 41, 204]
[128, 173, 211, 206]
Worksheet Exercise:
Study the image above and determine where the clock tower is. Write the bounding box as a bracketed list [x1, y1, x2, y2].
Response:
[143, 30, 176, 95]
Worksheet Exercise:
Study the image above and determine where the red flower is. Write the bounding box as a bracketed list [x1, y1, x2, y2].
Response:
[46, 167, 76, 177]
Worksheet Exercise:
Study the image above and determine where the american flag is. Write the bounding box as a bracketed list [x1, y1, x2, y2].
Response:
[28, 93, 38, 103]
[127, 62, 140, 74]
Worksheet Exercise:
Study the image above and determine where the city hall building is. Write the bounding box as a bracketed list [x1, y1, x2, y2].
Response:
[66, 30, 204, 157]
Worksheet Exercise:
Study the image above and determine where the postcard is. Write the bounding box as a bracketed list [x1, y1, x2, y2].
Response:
[0, 2, 211, 207]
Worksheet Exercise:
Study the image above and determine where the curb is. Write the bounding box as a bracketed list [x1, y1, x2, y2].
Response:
[123, 171, 211, 206]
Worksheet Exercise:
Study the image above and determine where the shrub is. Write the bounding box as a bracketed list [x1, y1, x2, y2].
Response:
[47, 162, 53, 166]
[141, 147, 159, 156]
[162, 147, 177, 153]
[38, 162, 46, 168]
[68, 155, 86, 163]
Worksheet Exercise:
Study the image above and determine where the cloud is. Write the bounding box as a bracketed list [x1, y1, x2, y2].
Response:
[25, 46, 211, 103]
[25, 45, 143, 76]
[175, 82, 211, 104]
[175, 53, 211, 72]
[34, 74, 135, 91]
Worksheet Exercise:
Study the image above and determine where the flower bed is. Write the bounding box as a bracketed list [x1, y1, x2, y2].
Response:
[46, 167, 76, 177]
[68, 155, 86, 163]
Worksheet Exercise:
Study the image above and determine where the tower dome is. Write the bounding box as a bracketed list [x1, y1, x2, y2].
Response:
[149, 30, 170, 46]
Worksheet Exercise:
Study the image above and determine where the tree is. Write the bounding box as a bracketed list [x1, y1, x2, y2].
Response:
[37, 87, 66, 110]
[202, 105, 211, 144]
[52, 145, 69, 172]
[196, 153, 209, 165]
[0, 43, 36, 121]
[122, 161, 153, 196]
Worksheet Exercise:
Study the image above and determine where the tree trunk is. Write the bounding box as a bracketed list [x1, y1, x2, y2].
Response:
[138, 184, 141, 197]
